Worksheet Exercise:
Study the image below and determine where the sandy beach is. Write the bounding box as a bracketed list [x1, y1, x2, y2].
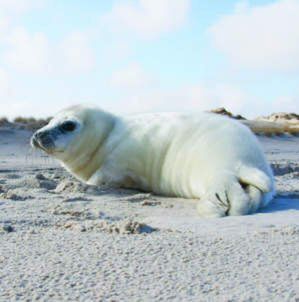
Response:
[0, 126, 299, 302]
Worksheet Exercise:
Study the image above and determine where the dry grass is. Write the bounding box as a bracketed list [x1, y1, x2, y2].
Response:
[13, 117, 52, 131]
[210, 107, 246, 120]
[0, 117, 10, 127]
[0, 117, 51, 131]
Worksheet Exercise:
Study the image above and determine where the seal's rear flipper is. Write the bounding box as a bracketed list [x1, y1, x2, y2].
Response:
[237, 166, 275, 209]
[238, 166, 273, 193]
[196, 167, 275, 218]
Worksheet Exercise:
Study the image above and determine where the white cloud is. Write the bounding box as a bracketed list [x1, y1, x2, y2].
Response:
[0, 68, 11, 100]
[0, 0, 39, 14]
[109, 62, 153, 90]
[107, 63, 249, 115]
[209, 0, 299, 71]
[0, 99, 75, 119]
[0, 15, 9, 35]
[3, 27, 51, 73]
[0, 1, 53, 74]
[272, 96, 299, 113]
[172, 83, 250, 116]
[0, 0, 43, 33]
[2, 28, 95, 74]
[107, 83, 248, 115]
[60, 32, 95, 73]
[0, 0, 94, 75]
[104, 0, 191, 39]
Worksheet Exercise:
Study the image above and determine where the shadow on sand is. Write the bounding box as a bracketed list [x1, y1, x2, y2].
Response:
[260, 194, 299, 213]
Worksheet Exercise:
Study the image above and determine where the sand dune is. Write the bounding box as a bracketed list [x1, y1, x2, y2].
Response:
[242, 120, 299, 136]
[209, 108, 299, 135]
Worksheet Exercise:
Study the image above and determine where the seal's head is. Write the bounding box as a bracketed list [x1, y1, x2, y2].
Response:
[31, 105, 116, 179]
[31, 117, 78, 155]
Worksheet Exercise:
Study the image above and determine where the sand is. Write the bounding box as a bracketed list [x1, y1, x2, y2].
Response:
[0, 127, 299, 301]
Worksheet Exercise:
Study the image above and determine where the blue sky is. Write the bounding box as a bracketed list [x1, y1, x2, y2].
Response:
[0, 0, 298, 118]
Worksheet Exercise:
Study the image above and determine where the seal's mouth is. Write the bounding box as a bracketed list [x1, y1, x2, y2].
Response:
[31, 130, 56, 154]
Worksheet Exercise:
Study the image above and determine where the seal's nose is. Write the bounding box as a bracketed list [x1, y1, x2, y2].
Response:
[31, 130, 53, 150]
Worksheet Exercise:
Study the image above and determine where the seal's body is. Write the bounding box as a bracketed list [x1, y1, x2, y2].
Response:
[31, 105, 275, 217]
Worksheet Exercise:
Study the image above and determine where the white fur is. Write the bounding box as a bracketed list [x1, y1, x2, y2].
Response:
[35, 105, 276, 217]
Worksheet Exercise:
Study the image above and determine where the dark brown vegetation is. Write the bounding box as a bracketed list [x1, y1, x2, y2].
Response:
[210, 107, 246, 120]
[257, 112, 299, 122]
[0, 117, 10, 127]
[0, 117, 51, 131]
[13, 117, 52, 130]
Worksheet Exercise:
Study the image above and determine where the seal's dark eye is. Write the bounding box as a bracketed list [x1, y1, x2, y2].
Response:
[60, 121, 76, 132]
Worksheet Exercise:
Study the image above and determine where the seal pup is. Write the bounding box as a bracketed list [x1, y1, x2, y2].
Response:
[31, 105, 275, 217]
